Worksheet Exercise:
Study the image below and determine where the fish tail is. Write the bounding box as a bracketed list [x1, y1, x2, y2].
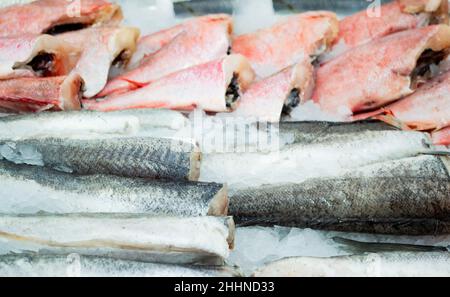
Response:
[374, 112, 412, 131]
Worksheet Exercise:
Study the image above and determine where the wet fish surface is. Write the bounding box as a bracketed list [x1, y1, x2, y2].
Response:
[0, 137, 201, 181]
[253, 252, 450, 277]
[0, 254, 240, 277]
[0, 214, 235, 265]
[0, 161, 227, 217]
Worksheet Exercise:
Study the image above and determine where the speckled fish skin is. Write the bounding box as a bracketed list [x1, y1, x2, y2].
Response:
[0, 254, 240, 277]
[0, 137, 201, 181]
[58, 27, 140, 98]
[99, 14, 232, 97]
[0, 0, 122, 37]
[228, 61, 315, 122]
[312, 25, 450, 117]
[354, 70, 450, 131]
[0, 35, 80, 80]
[253, 252, 450, 277]
[332, 0, 448, 57]
[232, 11, 339, 79]
[433, 126, 450, 146]
[0, 161, 227, 217]
[0, 109, 189, 141]
[230, 171, 450, 235]
[85, 55, 255, 113]
[0, 214, 235, 265]
[0, 74, 82, 113]
[128, 14, 231, 70]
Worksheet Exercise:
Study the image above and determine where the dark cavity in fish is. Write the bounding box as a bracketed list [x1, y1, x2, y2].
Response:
[411, 49, 447, 88]
[225, 73, 240, 109]
[44, 23, 90, 35]
[282, 88, 301, 115]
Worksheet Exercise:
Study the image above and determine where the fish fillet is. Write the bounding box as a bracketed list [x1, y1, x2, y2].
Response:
[433, 126, 450, 146]
[99, 14, 232, 97]
[0, 254, 240, 277]
[328, 0, 448, 59]
[0, 0, 122, 37]
[0, 74, 82, 113]
[232, 11, 339, 79]
[85, 55, 255, 113]
[228, 60, 315, 122]
[354, 69, 450, 131]
[0, 214, 235, 265]
[0, 161, 227, 217]
[253, 252, 450, 277]
[0, 34, 80, 80]
[312, 25, 450, 118]
[0, 137, 201, 181]
[58, 27, 140, 98]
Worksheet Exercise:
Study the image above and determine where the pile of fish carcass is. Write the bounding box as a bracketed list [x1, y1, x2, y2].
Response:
[0, 0, 449, 277]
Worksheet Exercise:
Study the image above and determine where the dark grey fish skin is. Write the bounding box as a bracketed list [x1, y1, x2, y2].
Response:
[279, 121, 398, 145]
[0, 137, 201, 181]
[230, 176, 450, 235]
[0, 254, 241, 277]
[273, 0, 391, 13]
[0, 161, 227, 217]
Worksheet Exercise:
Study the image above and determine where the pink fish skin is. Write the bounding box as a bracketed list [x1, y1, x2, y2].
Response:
[332, 0, 448, 57]
[0, 74, 82, 113]
[312, 25, 450, 118]
[0, 34, 80, 80]
[58, 27, 140, 98]
[98, 14, 232, 97]
[128, 14, 231, 69]
[83, 55, 255, 113]
[232, 11, 339, 79]
[229, 60, 315, 123]
[432, 126, 450, 146]
[0, 0, 122, 37]
[354, 70, 450, 131]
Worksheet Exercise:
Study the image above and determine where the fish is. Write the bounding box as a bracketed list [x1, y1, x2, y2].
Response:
[98, 14, 232, 97]
[57, 27, 140, 98]
[84, 55, 255, 113]
[353, 69, 450, 131]
[0, 109, 189, 141]
[0, 214, 235, 265]
[0, 0, 122, 37]
[232, 11, 339, 79]
[0, 74, 83, 113]
[128, 14, 231, 69]
[312, 25, 450, 118]
[0, 136, 201, 181]
[200, 129, 433, 187]
[227, 60, 315, 122]
[328, 0, 449, 59]
[0, 254, 241, 277]
[0, 34, 80, 80]
[0, 161, 228, 217]
[433, 127, 450, 146]
[230, 157, 450, 235]
[253, 252, 450, 277]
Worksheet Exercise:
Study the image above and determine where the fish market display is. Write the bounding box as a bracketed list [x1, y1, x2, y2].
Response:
[0, 137, 201, 181]
[85, 55, 255, 112]
[0, 161, 227, 217]
[0, 74, 83, 113]
[330, 0, 448, 58]
[0, 0, 122, 37]
[355, 69, 450, 131]
[433, 127, 450, 146]
[232, 11, 339, 79]
[312, 25, 450, 118]
[58, 27, 140, 97]
[0, 254, 240, 277]
[99, 14, 232, 96]
[0, 214, 235, 265]
[253, 252, 450, 277]
[228, 60, 315, 122]
[0, 109, 189, 140]
[0, 34, 80, 80]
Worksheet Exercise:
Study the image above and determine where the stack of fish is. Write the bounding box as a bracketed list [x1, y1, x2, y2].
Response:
[0, 0, 449, 277]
